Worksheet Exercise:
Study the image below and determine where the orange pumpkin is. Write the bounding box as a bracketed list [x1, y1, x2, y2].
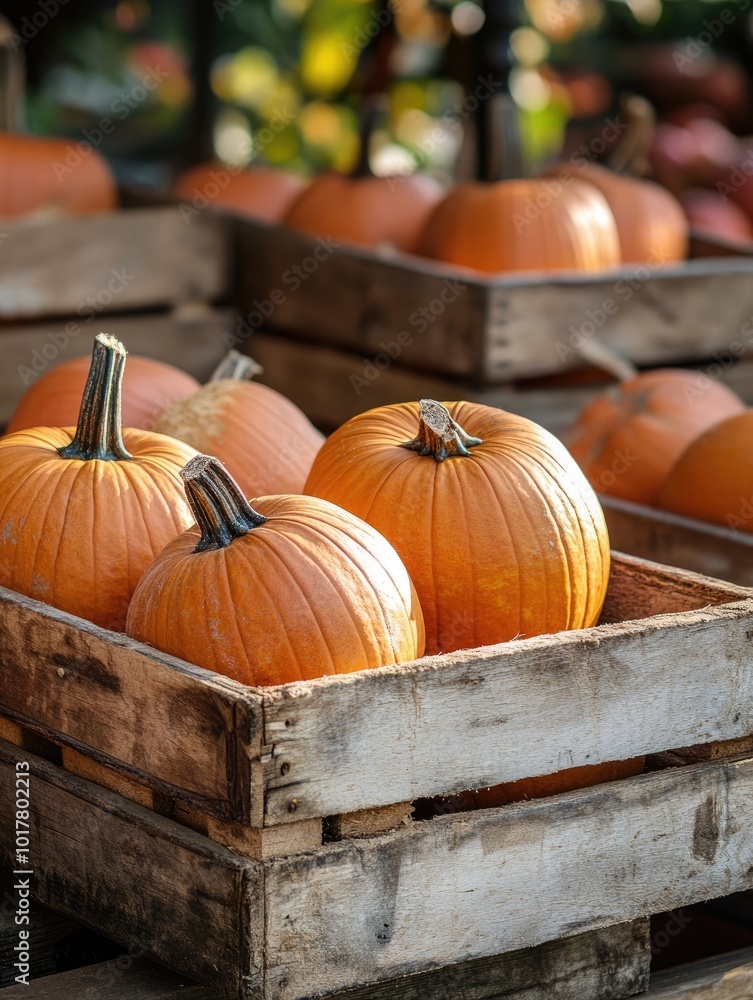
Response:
[305, 399, 610, 655]
[172, 163, 306, 222]
[6, 355, 200, 435]
[0, 133, 117, 218]
[417, 178, 621, 274]
[565, 369, 745, 505]
[154, 351, 324, 497]
[0, 335, 197, 630]
[126, 455, 425, 685]
[433, 757, 646, 813]
[659, 410, 753, 530]
[284, 171, 443, 254]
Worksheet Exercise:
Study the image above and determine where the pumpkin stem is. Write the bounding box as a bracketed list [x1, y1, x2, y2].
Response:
[353, 94, 388, 179]
[487, 93, 526, 183]
[607, 94, 655, 177]
[401, 399, 482, 462]
[210, 350, 263, 382]
[58, 334, 132, 462]
[181, 454, 267, 552]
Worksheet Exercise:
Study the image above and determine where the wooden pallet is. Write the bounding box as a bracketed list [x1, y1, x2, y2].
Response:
[233, 216, 753, 383]
[2, 554, 753, 998]
[601, 496, 753, 588]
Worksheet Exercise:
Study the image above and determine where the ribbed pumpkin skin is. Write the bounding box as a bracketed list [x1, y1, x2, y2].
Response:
[6, 356, 200, 435]
[173, 164, 306, 222]
[573, 163, 689, 264]
[0, 134, 117, 218]
[0, 427, 196, 630]
[154, 380, 324, 496]
[565, 370, 745, 505]
[416, 179, 621, 274]
[305, 401, 610, 655]
[126, 493, 425, 686]
[658, 410, 753, 529]
[284, 173, 444, 253]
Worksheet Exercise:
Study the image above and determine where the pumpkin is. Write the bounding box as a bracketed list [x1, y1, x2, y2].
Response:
[305, 399, 611, 655]
[679, 188, 753, 244]
[154, 350, 324, 497]
[172, 163, 306, 223]
[658, 410, 753, 530]
[126, 454, 425, 685]
[6, 354, 200, 435]
[0, 334, 197, 630]
[565, 369, 745, 505]
[0, 134, 117, 218]
[431, 758, 646, 814]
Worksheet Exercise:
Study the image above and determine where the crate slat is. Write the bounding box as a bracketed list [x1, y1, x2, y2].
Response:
[0, 740, 259, 996]
[0, 958, 219, 999]
[0, 208, 227, 320]
[645, 945, 753, 997]
[0, 309, 233, 427]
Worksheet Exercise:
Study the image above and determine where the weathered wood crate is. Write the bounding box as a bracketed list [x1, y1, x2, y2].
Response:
[602, 496, 753, 588]
[232, 216, 753, 384]
[2, 553, 753, 998]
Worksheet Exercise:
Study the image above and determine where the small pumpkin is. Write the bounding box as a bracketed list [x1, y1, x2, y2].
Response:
[154, 351, 324, 497]
[172, 163, 306, 223]
[0, 335, 197, 630]
[6, 354, 200, 435]
[305, 399, 611, 655]
[658, 410, 753, 530]
[0, 134, 116, 219]
[565, 369, 745, 505]
[126, 455, 425, 685]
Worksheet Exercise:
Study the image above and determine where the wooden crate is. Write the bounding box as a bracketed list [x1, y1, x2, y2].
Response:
[645, 946, 753, 998]
[0, 206, 227, 321]
[233, 216, 753, 384]
[2, 554, 753, 998]
[601, 496, 753, 588]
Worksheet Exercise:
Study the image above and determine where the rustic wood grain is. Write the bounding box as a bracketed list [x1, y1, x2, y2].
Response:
[645, 946, 753, 997]
[262, 755, 753, 999]
[331, 803, 413, 840]
[234, 218, 753, 381]
[261, 554, 753, 824]
[61, 747, 155, 810]
[602, 496, 753, 588]
[329, 919, 650, 999]
[0, 208, 228, 320]
[0, 586, 263, 822]
[0, 740, 258, 997]
[0, 309, 233, 426]
[0, 958, 220, 999]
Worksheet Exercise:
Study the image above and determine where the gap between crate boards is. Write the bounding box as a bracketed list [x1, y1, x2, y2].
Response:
[3, 712, 753, 863]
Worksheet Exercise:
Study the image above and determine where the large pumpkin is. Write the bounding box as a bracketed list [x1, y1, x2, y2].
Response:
[305, 399, 611, 655]
[126, 455, 425, 685]
[417, 178, 621, 274]
[154, 351, 324, 496]
[0, 133, 116, 218]
[6, 354, 200, 435]
[658, 410, 753, 529]
[565, 369, 745, 505]
[173, 163, 306, 222]
[0, 335, 197, 630]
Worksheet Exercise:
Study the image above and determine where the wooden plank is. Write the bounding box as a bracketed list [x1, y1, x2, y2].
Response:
[0, 958, 219, 998]
[261, 554, 753, 824]
[330, 919, 650, 999]
[0, 308, 233, 426]
[0, 586, 263, 823]
[331, 803, 413, 840]
[235, 218, 753, 381]
[645, 946, 753, 997]
[262, 755, 753, 999]
[602, 495, 753, 588]
[61, 747, 154, 810]
[0, 741, 258, 997]
[250, 331, 601, 437]
[0, 208, 228, 320]
[0, 881, 81, 988]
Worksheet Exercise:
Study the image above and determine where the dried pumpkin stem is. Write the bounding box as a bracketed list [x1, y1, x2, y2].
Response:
[210, 350, 263, 382]
[182, 454, 267, 552]
[58, 333, 132, 462]
[401, 399, 482, 462]
[607, 95, 655, 177]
